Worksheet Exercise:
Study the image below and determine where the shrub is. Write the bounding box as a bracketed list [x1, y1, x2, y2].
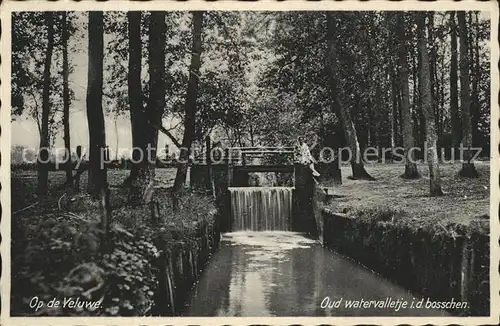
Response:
[11, 188, 215, 317]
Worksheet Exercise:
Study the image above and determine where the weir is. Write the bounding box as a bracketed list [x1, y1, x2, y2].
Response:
[229, 187, 293, 231]
[189, 140, 317, 233]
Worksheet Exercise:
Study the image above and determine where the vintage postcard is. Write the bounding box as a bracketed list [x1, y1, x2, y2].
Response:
[1, 0, 499, 325]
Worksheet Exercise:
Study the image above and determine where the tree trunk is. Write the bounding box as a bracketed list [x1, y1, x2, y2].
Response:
[416, 27, 426, 152]
[62, 12, 72, 187]
[114, 116, 119, 160]
[397, 82, 403, 147]
[411, 45, 420, 159]
[438, 52, 445, 148]
[390, 68, 397, 149]
[428, 14, 439, 149]
[373, 84, 381, 148]
[397, 14, 420, 179]
[437, 51, 445, 148]
[418, 12, 443, 196]
[427, 15, 442, 152]
[74, 145, 83, 192]
[471, 12, 481, 147]
[249, 123, 255, 147]
[172, 11, 205, 206]
[125, 11, 143, 189]
[126, 12, 167, 204]
[457, 11, 479, 177]
[375, 86, 382, 151]
[86, 11, 107, 198]
[86, 12, 110, 249]
[326, 13, 374, 181]
[137, 11, 167, 204]
[450, 12, 462, 154]
[37, 12, 54, 198]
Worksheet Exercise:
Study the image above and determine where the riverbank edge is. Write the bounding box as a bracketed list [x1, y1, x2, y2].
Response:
[317, 202, 489, 316]
[151, 209, 221, 315]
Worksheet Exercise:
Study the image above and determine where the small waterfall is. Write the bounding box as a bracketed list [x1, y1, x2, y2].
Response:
[229, 187, 293, 231]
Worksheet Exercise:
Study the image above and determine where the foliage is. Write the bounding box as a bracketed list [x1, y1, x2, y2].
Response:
[11, 169, 215, 316]
[103, 11, 129, 118]
[195, 12, 251, 142]
[99, 229, 159, 316]
[11, 212, 104, 316]
[11, 12, 77, 144]
[253, 11, 490, 154]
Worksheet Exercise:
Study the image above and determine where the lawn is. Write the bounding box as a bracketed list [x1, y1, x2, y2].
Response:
[323, 162, 490, 234]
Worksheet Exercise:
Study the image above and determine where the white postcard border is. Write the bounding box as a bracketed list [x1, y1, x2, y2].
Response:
[1, 1, 498, 325]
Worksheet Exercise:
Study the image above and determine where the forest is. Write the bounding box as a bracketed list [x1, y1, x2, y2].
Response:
[10, 10, 491, 316]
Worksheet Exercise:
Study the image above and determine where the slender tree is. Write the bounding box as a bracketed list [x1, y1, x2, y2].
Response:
[139, 11, 167, 203]
[397, 13, 420, 179]
[410, 30, 421, 157]
[449, 12, 461, 155]
[418, 12, 443, 196]
[326, 12, 374, 180]
[428, 13, 439, 148]
[172, 11, 205, 205]
[471, 12, 481, 147]
[126, 11, 167, 204]
[437, 46, 445, 147]
[86, 11, 111, 245]
[62, 11, 72, 187]
[86, 11, 107, 197]
[37, 12, 55, 198]
[390, 68, 398, 149]
[457, 11, 479, 177]
[125, 11, 143, 188]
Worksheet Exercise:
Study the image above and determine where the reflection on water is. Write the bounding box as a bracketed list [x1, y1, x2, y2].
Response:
[183, 232, 448, 317]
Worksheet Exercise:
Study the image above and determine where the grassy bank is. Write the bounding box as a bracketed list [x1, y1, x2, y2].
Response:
[11, 169, 215, 316]
[323, 162, 490, 235]
[318, 162, 490, 315]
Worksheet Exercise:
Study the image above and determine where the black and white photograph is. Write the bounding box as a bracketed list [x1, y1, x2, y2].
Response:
[1, 1, 499, 325]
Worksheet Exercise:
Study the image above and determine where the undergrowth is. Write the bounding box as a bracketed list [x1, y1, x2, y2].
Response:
[11, 184, 215, 316]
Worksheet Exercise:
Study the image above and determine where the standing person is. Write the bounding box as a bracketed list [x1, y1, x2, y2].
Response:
[294, 136, 320, 177]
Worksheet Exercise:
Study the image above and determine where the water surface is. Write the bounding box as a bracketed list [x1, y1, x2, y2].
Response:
[183, 232, 448, 317]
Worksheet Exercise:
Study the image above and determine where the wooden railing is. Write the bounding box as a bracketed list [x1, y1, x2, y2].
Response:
[229, 147, 294, 166]
[193, 140, 296, 166]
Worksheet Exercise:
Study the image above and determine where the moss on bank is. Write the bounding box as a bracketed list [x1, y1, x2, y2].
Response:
[320, 207, 490, 316]
[342, 204, 489, 238]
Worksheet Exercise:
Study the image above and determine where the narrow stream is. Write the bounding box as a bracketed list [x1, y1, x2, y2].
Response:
[183, 231, 448, 317]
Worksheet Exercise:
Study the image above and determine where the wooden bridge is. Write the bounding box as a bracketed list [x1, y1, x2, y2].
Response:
[231, 165, 294, 173]
[225, 146, 296, 187]
[189, 137, 297, 187]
